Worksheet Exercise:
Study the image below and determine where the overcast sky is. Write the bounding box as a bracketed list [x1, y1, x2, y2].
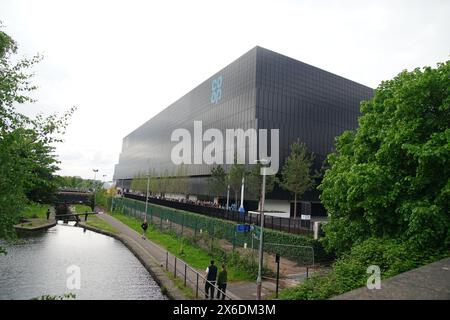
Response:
[1, 0, 449, 180]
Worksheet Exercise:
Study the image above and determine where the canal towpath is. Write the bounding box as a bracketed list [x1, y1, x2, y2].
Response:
[95, 211, 276, 300]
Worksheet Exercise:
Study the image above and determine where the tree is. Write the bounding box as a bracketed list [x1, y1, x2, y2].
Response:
[229, 163, 246, 206]
[246, 164, 276, 211]
[208, 165, 227, 202]
[0, 25, 75, 241]
[174, 164, 188, 196]
[131, 171, 147, 193]
[149, 169, 159, 195]
[280, 140, 315, 218]
[159, 169, 170, 197]
[319, 60, 450, 255]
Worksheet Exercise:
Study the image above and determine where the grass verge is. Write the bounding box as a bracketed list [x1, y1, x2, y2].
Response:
[166, 272, 196, 299]
[21, 203, 50, 219]
[110, 211, 255, 281]
[84, 215, 118, 234]
[73, 204, 92, 213]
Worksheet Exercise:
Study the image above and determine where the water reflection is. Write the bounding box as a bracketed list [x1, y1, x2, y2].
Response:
[0, 223, 167, 300]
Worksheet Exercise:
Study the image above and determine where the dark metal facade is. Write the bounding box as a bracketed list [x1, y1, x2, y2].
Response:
[114, 46, 373, 199]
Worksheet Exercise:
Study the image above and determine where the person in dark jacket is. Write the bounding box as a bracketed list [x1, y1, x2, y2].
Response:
[141, 221, 148, 239]
[216, 263, 228, 300]
[205, 260, 218, 299]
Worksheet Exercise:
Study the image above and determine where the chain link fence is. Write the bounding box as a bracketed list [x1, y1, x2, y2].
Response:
[111, 197, 325, 265]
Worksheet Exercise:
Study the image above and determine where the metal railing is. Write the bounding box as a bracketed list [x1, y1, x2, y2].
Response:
[122, 206, 234, 300]
[165, 252, 233, 300]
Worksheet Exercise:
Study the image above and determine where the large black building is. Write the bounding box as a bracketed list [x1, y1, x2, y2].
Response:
[113, 46, 373, 216]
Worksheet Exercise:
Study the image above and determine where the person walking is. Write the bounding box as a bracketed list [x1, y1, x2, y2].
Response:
[204, 260, 218, 299]
[46, 208, 51, 220]
[216, 264, 228, 300]
[141, 220, 148, 239]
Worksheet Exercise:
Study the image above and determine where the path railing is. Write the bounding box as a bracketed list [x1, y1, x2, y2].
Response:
[121, 205, 234, 300]
[165, 252, 234, 300]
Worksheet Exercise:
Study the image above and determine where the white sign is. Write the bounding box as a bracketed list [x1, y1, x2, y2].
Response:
[301, 214, 311, 220]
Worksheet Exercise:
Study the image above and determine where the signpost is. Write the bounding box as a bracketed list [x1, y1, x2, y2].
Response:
[301, 214, 311, 220]
[275, 253, 280, 298]
[236, 224, 251, 233]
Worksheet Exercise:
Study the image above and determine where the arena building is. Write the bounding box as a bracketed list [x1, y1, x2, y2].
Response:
[113, 46, 373, 217]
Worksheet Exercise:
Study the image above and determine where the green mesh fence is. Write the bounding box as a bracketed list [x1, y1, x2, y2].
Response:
[111, 197, 328, 264]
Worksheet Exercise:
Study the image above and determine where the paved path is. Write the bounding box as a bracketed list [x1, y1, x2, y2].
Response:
[96, 212, 274, 300]
[333, 257, 450, 300]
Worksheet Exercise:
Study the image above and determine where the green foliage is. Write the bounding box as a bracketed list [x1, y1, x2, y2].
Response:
[319, 60, 450, 255]
[263, 228, 332, 264]
[228, 163, 246, 203]
[57, 175, 102, 191]
[246, 163, 276, 206]
[171, 164, 189, 195]
[279, 237, 445, 300]
[113, 197, 329, 263]
[110, 210, 255, 281]
[130, 171, 148, 193]
[20, 203, 50, 219]
[282, 59, 450, 300]
[94, 189, 108, 208]
[208, 165, 227, 199]
[0, 25, 75, 240]
[280, 140, 315, 217]
[31, 293, 76, 300]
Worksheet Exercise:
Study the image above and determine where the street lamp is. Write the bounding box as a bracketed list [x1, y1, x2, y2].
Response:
[92, 169, 99, 211]
[226, 184, 230, 211]
[92, 169, 99, 187]
[239, 176, 245, 216]
[255, 159, 270, 300]
[144, 174, 150, 223]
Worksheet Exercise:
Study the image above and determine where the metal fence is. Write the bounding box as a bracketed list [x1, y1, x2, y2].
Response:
[165, 252, 233, 300]
[124, 193, 312, 235]
[113, 199, 233, 299]
[112, 196, 321, 266]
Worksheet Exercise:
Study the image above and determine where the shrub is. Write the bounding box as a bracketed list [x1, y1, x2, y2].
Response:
[279, 237, 443, 300]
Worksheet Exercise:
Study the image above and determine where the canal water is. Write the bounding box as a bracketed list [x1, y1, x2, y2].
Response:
[0, 222, 167, 300]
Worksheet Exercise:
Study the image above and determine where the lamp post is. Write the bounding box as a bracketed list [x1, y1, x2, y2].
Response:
[92, 169, 99, 211]
[92, 169, 99, 185]
[226, 184, 230, 211]
[255, 159, 270, 300]
[239, 176, 245, 216]
[144, 174, 150, 223]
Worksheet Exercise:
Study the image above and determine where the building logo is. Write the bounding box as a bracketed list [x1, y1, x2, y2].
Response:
[211, 75, 223, 104]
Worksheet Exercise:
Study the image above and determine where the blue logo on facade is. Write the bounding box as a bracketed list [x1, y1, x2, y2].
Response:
[211, 75, 223, 104]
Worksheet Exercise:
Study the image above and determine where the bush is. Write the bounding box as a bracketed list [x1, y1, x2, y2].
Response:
[279, 237, 446, 300]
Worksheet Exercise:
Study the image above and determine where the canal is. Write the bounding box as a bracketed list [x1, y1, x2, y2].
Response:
[0, 222, 167, 300]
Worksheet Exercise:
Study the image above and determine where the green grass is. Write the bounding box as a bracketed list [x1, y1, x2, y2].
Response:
[166, 272, 196, 299]
[85, 215, 118, 234]
[21, 203, 50, 219]
[16, 219, 53, 228]
[73, 204, 92, 213]
[111, 212, 254, 281]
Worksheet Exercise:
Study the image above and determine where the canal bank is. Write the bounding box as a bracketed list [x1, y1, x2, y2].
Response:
[77, 218, 188, 300]
[1, 223, 167, 300]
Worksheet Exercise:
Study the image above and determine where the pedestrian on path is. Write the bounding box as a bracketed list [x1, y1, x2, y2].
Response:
[216, 264, 228, 300]
[205, 260, 218, 299]
[46, 208, 50, 220]
[141, 221, 148, 239]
